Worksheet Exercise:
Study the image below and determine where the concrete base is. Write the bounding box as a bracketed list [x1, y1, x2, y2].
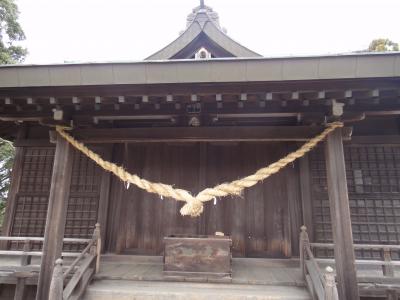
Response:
[83, 280, 312, 300]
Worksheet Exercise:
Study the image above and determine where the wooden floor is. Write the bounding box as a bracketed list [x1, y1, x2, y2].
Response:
[96, 255, 305, 286]
[93, 255, 400, 298]
[84, 280, 312, 300]
[88, 256, 310, 300]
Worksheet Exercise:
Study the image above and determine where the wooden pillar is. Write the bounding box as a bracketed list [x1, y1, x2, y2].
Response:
[2, 126, 27, 240]
[324, 128, 359, 300]
[36, 134, 73, 300]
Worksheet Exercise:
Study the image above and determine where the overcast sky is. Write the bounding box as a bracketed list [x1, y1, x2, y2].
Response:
[16, 0, 400, 64]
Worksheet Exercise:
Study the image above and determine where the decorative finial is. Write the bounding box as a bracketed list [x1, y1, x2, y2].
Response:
[200, 0, 205, 8]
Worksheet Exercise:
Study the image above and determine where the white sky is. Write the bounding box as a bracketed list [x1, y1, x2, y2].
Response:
[16, 0, 400, 64]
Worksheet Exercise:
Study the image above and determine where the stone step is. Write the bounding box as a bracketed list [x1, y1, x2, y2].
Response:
[83, 279, 312, 300]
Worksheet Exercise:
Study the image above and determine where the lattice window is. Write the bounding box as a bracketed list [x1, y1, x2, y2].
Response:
[10, 147, 103, 252]
[18, 148, 54, 193]
[310, 145, 400, 259]
[64, 150, 102, 251]
[11, 148, 55, 250]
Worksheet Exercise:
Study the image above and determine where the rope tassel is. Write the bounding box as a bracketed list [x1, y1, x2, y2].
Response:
[56, 122, 343, 217]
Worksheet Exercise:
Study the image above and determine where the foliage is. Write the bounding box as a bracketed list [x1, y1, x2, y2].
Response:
[0, 0, 27, 64]
[368, 38, 399, 52]
[0, 139, 14, 226]
[0, 0, 25, 226]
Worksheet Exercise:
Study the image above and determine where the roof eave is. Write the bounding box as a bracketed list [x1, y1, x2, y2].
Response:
[0, 53, 399, 88]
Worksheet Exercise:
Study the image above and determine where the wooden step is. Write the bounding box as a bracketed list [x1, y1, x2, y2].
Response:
[83, 279, 312, 300]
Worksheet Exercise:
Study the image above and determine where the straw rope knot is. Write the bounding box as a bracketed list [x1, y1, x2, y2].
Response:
[180, 197, 204, 217]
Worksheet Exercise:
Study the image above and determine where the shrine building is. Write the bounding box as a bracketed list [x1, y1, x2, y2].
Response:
[0, 1, 399, 300]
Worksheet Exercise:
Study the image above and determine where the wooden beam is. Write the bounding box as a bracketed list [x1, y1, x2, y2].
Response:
[324, 128, 359, 300]
[350, 135, 400, 144]
[35, 134, 73, 300]
[72, 126, 353, 143]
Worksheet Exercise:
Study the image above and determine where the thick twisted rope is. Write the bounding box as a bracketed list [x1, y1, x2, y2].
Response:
[56, 122, 343, 217]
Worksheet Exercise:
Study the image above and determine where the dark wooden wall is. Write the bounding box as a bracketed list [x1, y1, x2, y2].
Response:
[105, 142, 300, 258]
[6, 119, 400, 259]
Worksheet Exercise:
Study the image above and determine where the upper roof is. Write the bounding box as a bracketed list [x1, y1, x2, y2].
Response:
[0, 53, 399, 88]
[146, 3, 261, 60]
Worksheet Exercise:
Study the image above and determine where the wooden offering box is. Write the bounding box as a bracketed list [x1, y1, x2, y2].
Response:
[163, 235, 232, 279]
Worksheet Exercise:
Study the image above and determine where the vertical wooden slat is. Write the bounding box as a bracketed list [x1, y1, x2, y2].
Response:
[96, 145, 113, 252]
[161, 144, 178, 240]
[36, 134, 73, 300]
[107, 144, 125, 253]
[265, 143, 290, 258]
[154, 143, 165, 253]
[286, 143, 302, 257]
[197, 143, 207, 236]
[124, 144, 144, 251]
[230, 143, 246, 257]
[299, 154, 314, 242]
[140, 144, 160, 253]
[178, 144, 200, 237]
[244, 143, 262, 256]
[325, 129, 359, 300]
[205, 144, 218, 236]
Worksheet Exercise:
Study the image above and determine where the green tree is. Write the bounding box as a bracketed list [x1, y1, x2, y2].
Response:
[0, 139, 14, 224]
[0, 0, 25, 225]
[0, 0, 27, 64]
[368, 38, 399, 52]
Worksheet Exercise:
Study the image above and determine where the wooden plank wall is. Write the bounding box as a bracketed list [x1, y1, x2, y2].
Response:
[105, 142, 300, 258]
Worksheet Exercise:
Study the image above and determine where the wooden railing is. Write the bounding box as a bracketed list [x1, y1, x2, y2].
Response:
[300, 226, 339, 300]
[300, 226, 400, 300]
[49, 223, 101, 300]
[0, 226, 99, 300]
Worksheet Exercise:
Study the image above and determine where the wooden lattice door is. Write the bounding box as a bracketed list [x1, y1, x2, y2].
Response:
[10, 147, 55, 250]
[310, 144, 400, 259]
[8, 146, 107, 251]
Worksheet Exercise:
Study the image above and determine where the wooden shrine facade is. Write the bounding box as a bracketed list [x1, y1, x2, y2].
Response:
[0, 53, 399, 299]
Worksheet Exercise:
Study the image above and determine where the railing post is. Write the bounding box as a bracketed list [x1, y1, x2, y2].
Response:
[300, 225, 310, 279]
[14, 239, 32, 300]
[382, 248, 394, 277]
[386, 289, 398, 300]
[48, 258, 63, 300]
[91, 223, 101, 273]
[324, 266, 339, 300]
[20, 239, 31, 266]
